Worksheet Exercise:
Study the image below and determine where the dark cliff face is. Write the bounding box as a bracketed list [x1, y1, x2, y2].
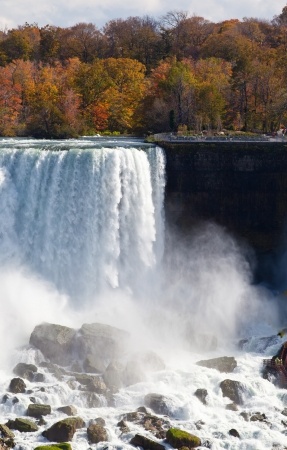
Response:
[161, 141, 287, 255]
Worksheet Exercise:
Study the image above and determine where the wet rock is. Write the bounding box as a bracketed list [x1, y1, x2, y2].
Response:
[166, 427, 201, 448]
[229, 428, 240, 438]
[33, 444, 72, 450]
[120, 410, 169, 439]
[79, 323, 129, 373]
[130, 434, 165, 450]
[6, 418, 38, 432]
[42, 417, 84, 442]
[194, 388, 208, 405]
[8, 378, 26, 394]
[81, 392, 102, 408]
[122, 360, 146, 386]
[39, 362, 66, 380]
[250, 412, 268, 423]
[103, 361, 124, 391]
[33, 373, 45, 382]
[195, 420, 205, 430]
[117, 419, 130, 433]
[144, 393, 170, 415]
[226, 403, 238, 411]
[240, 412, 249, 421]
[196, 356, 237, 373]
[220, 379, 244, 405]
[75, 374, 107, 394]
[87, 423, 108, 444]
[13, 363, 38, 381]
[57, 405, 77, 416]
[0, 424, 15, 448]
[30, 323, 77, 366]
[27, 403, 51, 418]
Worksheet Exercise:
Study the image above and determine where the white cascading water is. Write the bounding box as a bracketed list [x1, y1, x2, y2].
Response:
[0, 139, 165, 302]
[0, 137, 287, 450]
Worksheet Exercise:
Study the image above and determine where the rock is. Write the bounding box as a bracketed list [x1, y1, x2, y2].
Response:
[87, 423, 108, 444]
[196, 356, 237, 373]
[282, 408, 287, 416]
[34, 373, 45, 382]
[117, 419, 130, 433]
[0, 424, 15, 448]
[250, 412, 268, 422]
[13, 363, 38, 381]
[30, 323, 77, 366]
[220, 379, 244, 405]
[136, 351, 166, 372]
[57, 406, 77, 416]
[9, 378, 26, 394]
[120, 410, 169, 439]
[166, 427, 201, 448]
[42, 417, 84, 442]
[27, 403, 51, 418]
[103, 361, 124, 391]
[81, 392, 102, 408]
[226, 403, 238, 411]
[6, 418, 38, 432]
[229, 428, 240, 438]
[75, 374, 107, 394]
[194, 388, 208, 405]
[130, 434, 165, 450]
[79, 323, 129, 373]
[34, 444, 72, 450]
[122, 360, 146, 386]
[144, 393, 170, 415]
[39, 362, 66, 380]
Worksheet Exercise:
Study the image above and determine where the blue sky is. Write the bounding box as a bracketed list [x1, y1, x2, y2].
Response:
[0, 0, 286, 30]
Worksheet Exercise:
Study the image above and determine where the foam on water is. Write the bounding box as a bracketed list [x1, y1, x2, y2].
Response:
[0, 137, 286, 449]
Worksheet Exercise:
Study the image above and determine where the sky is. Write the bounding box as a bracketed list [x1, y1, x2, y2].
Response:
[0, 0, 286, 30]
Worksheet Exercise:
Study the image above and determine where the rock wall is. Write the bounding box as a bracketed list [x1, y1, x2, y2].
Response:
[161, 141, 287, 254]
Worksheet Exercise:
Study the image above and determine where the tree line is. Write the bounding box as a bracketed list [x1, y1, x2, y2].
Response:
[1, 7, 287, 138]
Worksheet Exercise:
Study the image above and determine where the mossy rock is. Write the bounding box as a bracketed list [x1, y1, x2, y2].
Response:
[166, 427, 201, 449]
[42, 417, 84, 442]
[6, 417, 38, 432]
[34, 444, 72, 450]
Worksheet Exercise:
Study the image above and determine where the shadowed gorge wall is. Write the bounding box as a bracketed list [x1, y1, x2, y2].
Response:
[161, 141, 287, 254]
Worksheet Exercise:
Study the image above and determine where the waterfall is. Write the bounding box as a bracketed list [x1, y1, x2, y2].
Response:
[0, 138, 165, 303]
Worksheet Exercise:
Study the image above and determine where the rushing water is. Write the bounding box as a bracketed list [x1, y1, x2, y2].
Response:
[0, 137, 287, 450]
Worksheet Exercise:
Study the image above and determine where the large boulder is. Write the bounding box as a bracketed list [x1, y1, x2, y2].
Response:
[78, 323, 129, 373]
[30, 323, 77, 366]
[42, 417, 84, 442]
[166, 427, 201, 448]
[87, 423, 108, 444]
[220, 379, 244, 405]
[196, 356, 237, 373]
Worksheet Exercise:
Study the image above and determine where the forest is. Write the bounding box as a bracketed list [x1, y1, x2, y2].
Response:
[1, 7, 287, 138]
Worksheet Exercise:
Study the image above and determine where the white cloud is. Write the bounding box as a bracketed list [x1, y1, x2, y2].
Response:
[0, 0, 285, 30]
